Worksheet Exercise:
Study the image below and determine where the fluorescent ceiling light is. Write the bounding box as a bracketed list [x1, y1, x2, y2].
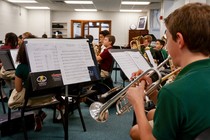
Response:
[120, 9, 142, 12]
[8, 0, 37, 3]
[74, 9, 97, 12]
[121, 1, 150, 5]
[65, 1, 93, 4]
[25, 7, 50, 9]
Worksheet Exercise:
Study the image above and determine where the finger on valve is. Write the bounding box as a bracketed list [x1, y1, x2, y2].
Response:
[130, 69, 143, 81]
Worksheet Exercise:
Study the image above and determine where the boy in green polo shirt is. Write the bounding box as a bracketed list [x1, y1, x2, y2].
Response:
[126, 3, 210, 140]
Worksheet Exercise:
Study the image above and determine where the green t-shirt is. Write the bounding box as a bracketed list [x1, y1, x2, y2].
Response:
[153, 58, 210, 140]
[15, 63, 30, 88]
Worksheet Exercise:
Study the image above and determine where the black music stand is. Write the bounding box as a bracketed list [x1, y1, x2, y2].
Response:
[25, 38, 100, 140]
[0, 50, 16, 71]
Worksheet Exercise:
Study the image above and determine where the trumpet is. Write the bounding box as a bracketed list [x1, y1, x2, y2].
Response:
[89, 57, 172, 122]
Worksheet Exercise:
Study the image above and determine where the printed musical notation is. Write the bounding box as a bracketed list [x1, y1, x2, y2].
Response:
[109, 50, 151, 79]
[25, 39, 95, 85]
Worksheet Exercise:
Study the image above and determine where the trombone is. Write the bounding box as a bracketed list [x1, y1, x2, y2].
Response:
[89, 57, 175, 122]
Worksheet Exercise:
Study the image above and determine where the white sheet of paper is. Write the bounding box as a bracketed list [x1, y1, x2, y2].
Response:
[111, 51, 139, 79]
[127, 51, 151, 71]
[26, 39, 60, 72]
[10, 49, 19, 68]
[145, 50, 157, 67]
[26, 39, 95, 85]
[57, 42, 91, 85]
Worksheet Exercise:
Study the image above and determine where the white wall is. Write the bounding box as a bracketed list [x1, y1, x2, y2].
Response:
[160, 0, 185, 37]
[51, 11, 147, 46]
[1, 0, 209, 44]
[0, 0, 28, 41]
[28, 10, 51, 38]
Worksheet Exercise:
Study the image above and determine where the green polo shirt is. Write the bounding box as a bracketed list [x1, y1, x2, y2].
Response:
[160, 49, 168, 60]
[153, 58, 210, 140]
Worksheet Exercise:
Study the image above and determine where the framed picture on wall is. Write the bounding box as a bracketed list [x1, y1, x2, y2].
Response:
[137, 16, 147, 30]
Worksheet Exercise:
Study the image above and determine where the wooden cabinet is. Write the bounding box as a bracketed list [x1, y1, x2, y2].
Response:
[129, 29, 149, 44]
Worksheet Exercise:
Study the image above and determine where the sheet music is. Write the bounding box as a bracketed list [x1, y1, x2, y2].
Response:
[10, 49, 19, 68]
[111, 51, 139, 79]
[145, 50, 157, 67]
[110, 50, 151, 79]
[57, 40, 91, 85]
[127, 51, 151, 71]
[26, 39, 96, 85]
[56, 39, 95, 66]
[26, 39, 60, 72]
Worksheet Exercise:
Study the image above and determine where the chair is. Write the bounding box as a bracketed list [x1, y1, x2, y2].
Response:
[194, 127, 210, 140]
[8, 74, 64, 140]
[0, 78, 6, 114]
[67, 85, 97, 132]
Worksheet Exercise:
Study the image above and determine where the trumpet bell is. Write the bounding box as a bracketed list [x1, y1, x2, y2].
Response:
[89, 102, 109, 122]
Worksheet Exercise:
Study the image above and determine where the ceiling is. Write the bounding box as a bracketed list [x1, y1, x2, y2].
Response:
[5, 0, 164, 12]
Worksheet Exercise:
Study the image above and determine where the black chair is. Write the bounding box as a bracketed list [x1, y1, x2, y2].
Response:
[67, 84, 97, 132]
[195, 127, 210, 140]
[0, 78, 6, 114]
[8, 74, 64, 140]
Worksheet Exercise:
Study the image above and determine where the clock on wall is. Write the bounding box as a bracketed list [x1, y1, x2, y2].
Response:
[130, 24, 137, 30]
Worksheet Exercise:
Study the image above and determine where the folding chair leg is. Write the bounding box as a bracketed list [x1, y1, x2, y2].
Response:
[0, 86, 6, 114]
[7, 107, 11, 133]
[53, 105, 57, 122]
[21, 110, 28, 140]
[77, 103, 86, 131]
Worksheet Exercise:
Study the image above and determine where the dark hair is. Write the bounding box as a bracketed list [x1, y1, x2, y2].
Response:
[42, 34, 48, 38]
[99, 30, 110, 37]
[4, 32, 18, 49]
[165, 3, 210, 56]
[106, 35, 115, 46]
[18, 35, 22, 39]
[156, 39, 165, 46]
[16, 43, 28, 64]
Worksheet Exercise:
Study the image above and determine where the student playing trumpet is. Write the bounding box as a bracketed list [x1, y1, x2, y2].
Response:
[126, 3, 210, 140]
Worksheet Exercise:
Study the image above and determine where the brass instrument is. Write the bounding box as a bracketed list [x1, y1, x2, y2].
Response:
[161, 67, 181, 82]
[89, 57, 172, 122]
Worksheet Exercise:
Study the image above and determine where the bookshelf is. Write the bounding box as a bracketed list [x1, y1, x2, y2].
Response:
[52, 21, 68, 38]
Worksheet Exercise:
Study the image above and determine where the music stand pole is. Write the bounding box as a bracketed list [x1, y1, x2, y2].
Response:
[64, 85, 69, 140]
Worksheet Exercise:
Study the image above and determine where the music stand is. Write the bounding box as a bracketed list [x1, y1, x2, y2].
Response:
[0, 50, 17, 71]
[25, 38, 100, 140]
[109, 49, 151, 79]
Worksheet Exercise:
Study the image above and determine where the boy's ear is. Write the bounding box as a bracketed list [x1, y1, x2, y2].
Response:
[176, 32, 185, 49]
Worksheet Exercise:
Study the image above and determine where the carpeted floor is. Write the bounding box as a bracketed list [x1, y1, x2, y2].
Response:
[0, 70, 133, 140]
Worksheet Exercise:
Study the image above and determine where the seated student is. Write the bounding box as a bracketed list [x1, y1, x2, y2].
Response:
[0, 32, 19, 100]
[153, 39, 168, 65]
[94, 30, 110, 56]
[126, 3, 210, 140]
[96, 35, 115, 79]
[0, 32, 18, 49]
[11, 43, 47, 131]
[140, 35, 156, 64]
